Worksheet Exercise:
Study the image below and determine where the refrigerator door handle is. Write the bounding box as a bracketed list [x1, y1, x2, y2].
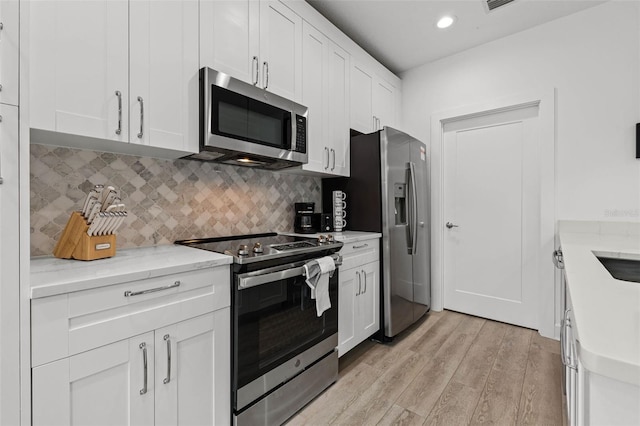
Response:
[405, 164, 414, 254]
[409, 161, 418, 255]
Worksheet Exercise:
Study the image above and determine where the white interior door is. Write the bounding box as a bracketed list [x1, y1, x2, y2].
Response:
[443, 105, 541, 329]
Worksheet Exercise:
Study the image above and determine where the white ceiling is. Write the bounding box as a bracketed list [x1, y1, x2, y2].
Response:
[305, 0, 607, 74]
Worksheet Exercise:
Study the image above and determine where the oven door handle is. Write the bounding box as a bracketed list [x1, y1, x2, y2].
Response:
[238, 254, 342, 290]
[239, 267, 305, 290]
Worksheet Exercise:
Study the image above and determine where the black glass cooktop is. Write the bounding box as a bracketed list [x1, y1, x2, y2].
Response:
[175, 232, 341, 264]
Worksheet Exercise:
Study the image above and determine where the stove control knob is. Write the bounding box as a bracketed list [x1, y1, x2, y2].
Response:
[317, 235, 326, 244]
[253, 242, 263, 253]
[237, 245, 249, 256]
[326, 234, 334, 242]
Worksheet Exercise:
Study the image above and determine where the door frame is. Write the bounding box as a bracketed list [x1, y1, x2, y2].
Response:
[429, 89, 556, 338]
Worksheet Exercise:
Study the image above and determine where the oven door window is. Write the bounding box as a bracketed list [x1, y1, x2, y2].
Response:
[235, 272, 337, 388]
[211, 85, 292, 149]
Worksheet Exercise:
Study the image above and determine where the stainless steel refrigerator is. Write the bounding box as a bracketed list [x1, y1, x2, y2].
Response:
[323, 127, 430, 340]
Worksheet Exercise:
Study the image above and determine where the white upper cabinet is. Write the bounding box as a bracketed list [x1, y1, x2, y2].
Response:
[200, 0, 259, 85]
[30, 0, 129, 142]
[30, 0, 199, 156]
[327, 41, 350, 176]
[350, 61, 374, 134]
[300, 21, 350, 177]
[350, 58, 397, 134]
[130, 0, 199, 153]
[259, 1, 302, 101]
[201, 0, 302, 101]
[0, 0, 19, 106]
[301, 21, 328, 174]
[373, 76, 396, 131]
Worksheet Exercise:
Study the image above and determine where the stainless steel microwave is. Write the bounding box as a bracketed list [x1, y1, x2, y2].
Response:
[187, 67, 308, 170]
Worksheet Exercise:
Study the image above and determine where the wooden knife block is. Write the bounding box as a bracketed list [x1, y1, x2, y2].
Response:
[53, 211, 116, 260]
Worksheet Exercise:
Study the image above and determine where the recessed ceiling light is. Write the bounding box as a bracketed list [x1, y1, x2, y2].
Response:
[436, 15, 456, 29]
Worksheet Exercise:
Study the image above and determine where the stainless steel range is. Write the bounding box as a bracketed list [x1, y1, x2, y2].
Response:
[176, 233, 342, 425]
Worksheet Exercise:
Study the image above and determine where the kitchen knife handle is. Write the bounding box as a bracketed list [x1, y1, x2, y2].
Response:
[163, 334, 171, 384]
[139, 342, 148, 395]
[137, 96, 144, 138]
[125, 281, 181, 297]
[115, 91, 122, 135]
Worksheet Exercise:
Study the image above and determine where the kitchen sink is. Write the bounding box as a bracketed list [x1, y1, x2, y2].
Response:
[596, 256, 640, 283]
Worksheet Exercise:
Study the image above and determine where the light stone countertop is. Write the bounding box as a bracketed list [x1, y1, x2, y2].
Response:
[559, 221, 640, 385]
[30, 245, 232, 299]
[280, 230, 382, 244]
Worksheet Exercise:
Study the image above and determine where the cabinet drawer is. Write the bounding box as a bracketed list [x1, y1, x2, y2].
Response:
[32, 266, 230, 367]
[339, 240, 379, 271]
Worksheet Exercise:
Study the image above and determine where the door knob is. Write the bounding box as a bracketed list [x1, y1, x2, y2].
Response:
[446, 222, 459, 229]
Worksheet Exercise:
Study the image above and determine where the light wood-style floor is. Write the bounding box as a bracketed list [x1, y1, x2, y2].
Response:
[288, 310, 564, 425]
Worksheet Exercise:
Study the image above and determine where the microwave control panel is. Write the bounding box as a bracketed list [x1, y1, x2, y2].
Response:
[295, 115, 307, 153]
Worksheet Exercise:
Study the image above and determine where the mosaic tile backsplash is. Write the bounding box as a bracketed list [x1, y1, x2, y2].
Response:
[30, 144, 322, 256]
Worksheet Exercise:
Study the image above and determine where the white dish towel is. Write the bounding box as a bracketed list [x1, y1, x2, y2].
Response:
[303, 256, 336, 316]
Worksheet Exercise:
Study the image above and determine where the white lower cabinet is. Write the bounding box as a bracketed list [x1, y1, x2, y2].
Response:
[33, 333, 156, 426]
[562, 272, 640, 426]
[337, 240, 380, 357]
[154, 311, 230, 426]
[31, 267, 231, 426]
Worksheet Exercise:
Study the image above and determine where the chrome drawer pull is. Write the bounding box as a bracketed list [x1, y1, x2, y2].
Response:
[139, 342, 148, 395]
[163, 334, 171, 384]
[124, 281, 181, 297]
[352, 243, 369, 249]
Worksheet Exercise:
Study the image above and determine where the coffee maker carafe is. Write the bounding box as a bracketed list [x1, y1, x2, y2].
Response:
[294, 202, 317, 234]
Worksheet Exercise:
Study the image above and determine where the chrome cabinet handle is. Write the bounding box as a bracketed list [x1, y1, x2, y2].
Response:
[252, 56, 259, 86]
[362, 270, 367, 293]
[263, 61, 269, 89]
[163, 334, 171, 384]
[356, 271, 361, 296]
[352, 243, 368, 249]
[446, 222, 459, 229]
[137, 96, 144, 138]
[124, 281, 181, 297]
[139, 342, 148, 395]
[0, 115, 3, 184]
[560, 315, 567, 367]
[330, 148, 335, 171]
[324, 147, 329, 170]
[553, 249, 564, 269]
[115, 91, 122, 135]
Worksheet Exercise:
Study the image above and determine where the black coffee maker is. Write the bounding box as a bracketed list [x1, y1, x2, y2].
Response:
[294, 202, 318, 234]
